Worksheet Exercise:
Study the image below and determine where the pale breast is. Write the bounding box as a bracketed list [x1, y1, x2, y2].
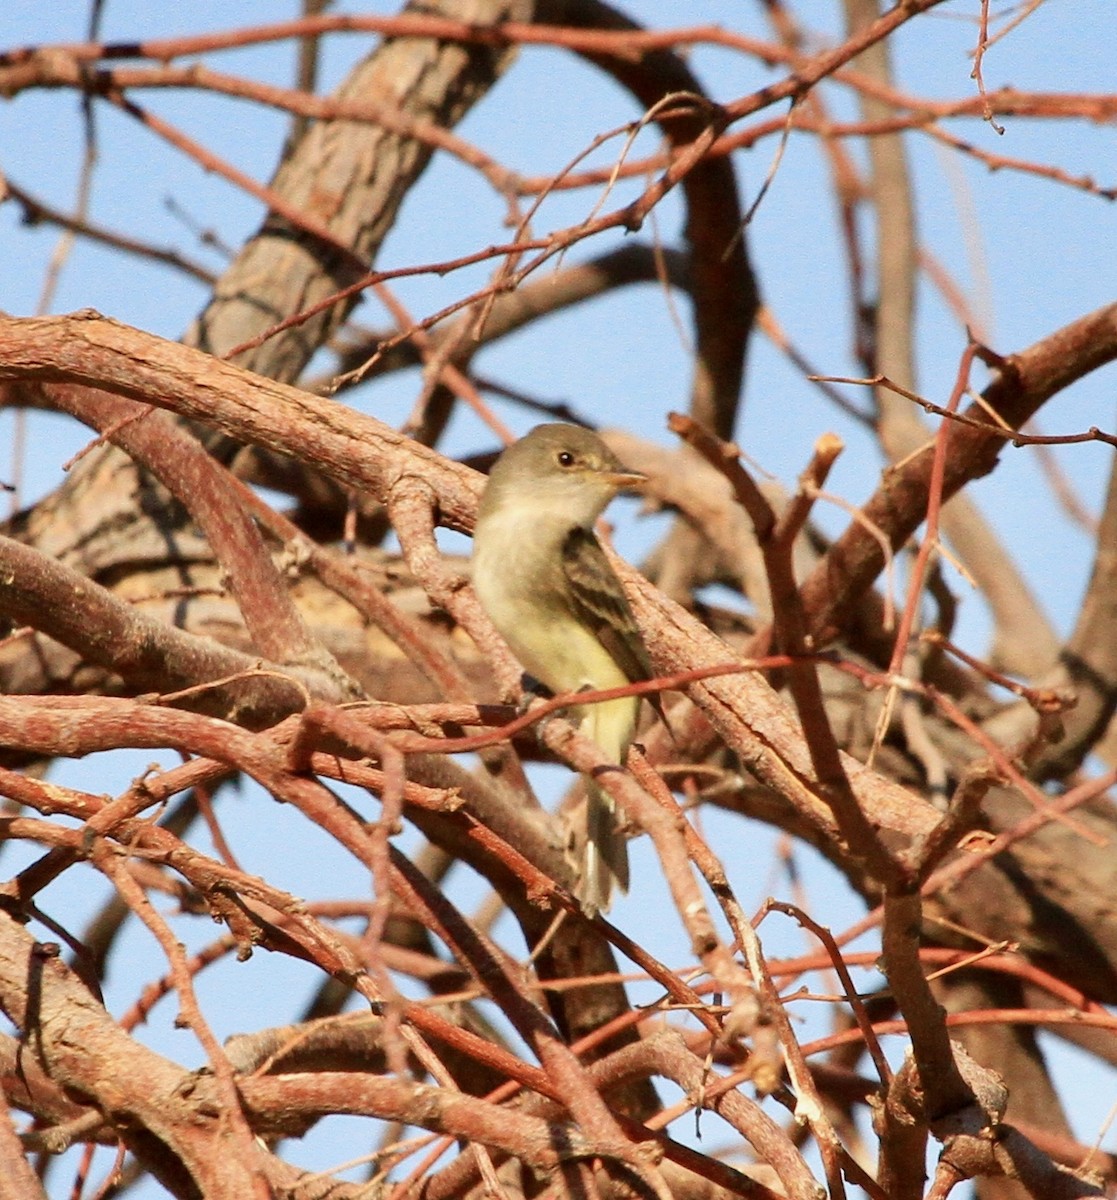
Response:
[472, 509, 628, 697]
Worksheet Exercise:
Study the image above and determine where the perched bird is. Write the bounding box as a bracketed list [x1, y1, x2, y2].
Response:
[471, 423, 655, 914]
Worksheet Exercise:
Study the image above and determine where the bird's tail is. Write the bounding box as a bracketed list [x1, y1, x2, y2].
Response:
[579, 778, 630, 917]
[574, 693, 637, 915]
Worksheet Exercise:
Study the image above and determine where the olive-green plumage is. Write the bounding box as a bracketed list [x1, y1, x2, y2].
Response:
[472, 424, 652, 913]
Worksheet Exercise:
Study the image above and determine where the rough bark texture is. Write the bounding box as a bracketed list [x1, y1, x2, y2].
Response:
[1, 3, 1114, 1199]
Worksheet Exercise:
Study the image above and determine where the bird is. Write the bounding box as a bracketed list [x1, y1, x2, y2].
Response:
[471, 423, 656, 914]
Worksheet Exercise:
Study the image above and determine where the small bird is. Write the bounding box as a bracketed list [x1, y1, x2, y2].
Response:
[471, 423, 655, 914]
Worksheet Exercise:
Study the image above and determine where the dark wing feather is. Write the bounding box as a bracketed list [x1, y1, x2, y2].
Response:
[560, 526, 653, 686]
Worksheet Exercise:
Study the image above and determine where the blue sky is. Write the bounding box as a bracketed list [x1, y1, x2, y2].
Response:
[2, 2, 1115, 1194]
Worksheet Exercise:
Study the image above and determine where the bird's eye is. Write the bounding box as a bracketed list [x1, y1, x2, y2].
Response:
[556, 451, 575, 468]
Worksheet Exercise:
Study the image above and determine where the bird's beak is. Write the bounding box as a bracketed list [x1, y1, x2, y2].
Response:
[603, 469, 646, 491]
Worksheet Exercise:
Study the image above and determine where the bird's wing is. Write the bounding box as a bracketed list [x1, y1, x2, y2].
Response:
[560, 526, 653, 686]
